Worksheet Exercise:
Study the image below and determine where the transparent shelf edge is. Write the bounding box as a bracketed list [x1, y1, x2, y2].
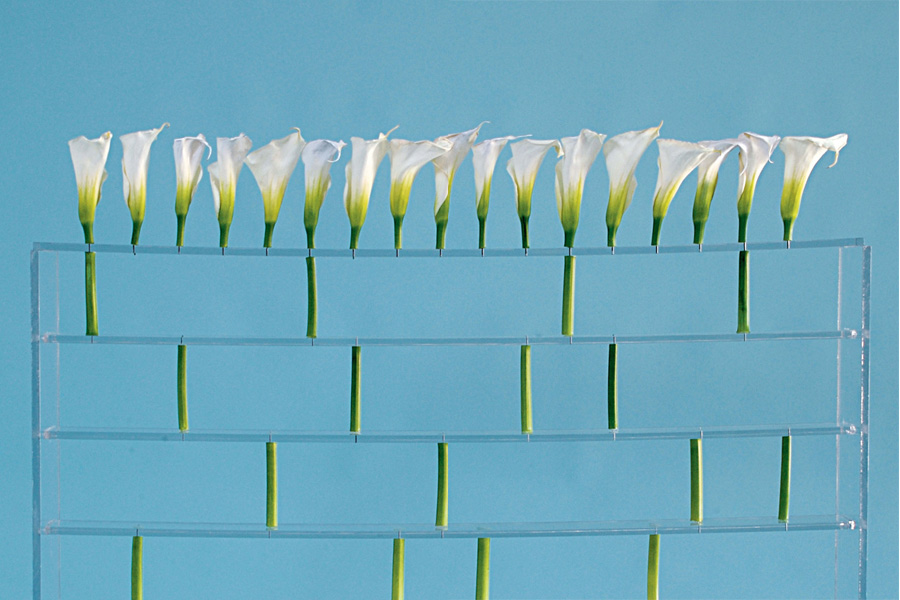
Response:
[41, 515, 858, 539]
[40, 329, 858, 347]
[32, 237, 866, 258]
[42, 422, 857, 444]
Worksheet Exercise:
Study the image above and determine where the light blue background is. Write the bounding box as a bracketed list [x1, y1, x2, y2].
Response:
[1, 1, 897, 598]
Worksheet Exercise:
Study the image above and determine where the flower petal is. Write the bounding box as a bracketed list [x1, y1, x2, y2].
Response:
[121, 123, 168, 210]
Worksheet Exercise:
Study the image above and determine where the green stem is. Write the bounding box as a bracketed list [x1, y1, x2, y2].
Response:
[647, 534, 660, 600]
[131, 221, 142, 246]
[693, 220, 705, 245]
[779, 436, 791, 522]
[84, 252, 98, 336]
[690, 438, 703, 523]
[305, 227, 315, 249]
[177, 345, 188, 432]
[263, 222, 275, 248]
[561, 256, 575, 336]
[435, 443, 448, 527]
[219, 223, 230, 248]
[306, 257, 317, 338]
[478, 218, 487, 249]
[783, 218, 794, 242]
[394, 216, 403, 250]
[564, 230, 576, 248]
[176, 214, 186, 247]
[350, 226, 361, 250]
[607, 344, 618, 430]
[651, 217, 663, 246]
[82, 222, 93, 245]
[737, 251, 750, 334]
[350, 346, 361, 433]
[519, 216, 529, 249]
[435, 221, 447, 250]
[266, 442, 277, 528]
[131, 536, 142, 600]
[520, 345, 532, 434]
[606, 225, 617, 248]
[392, 539, 405, 600]
[738, 214, 749, 244]
[476, 537, 490, 600]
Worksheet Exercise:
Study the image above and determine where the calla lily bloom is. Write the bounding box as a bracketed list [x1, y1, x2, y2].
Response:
[245, 129, 305, 248]
[121, 123, 169, 244]
[389, 139, 451, 249]
[735, 132, 781, 242]
[556, 129, 606, 247]
[650, 140, 717, 245]
[174, 134, 212, 247]
[301, 139, 346, 248]
[343, 127, 397, 249]
[691, 138, 741, 244]
[472, 136, 523, 249]
[779, 134, 848, 241]
[432, 123, 485, 249]
[506, 139, 562, 248]
[69, 131, 113, 244]
[209, 134, 253, 248]
[604, 123, 662, 246]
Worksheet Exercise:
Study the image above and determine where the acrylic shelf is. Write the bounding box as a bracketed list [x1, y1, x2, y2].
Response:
[43, 422, 856, 444]
[41, 515, 857, 540]
[31, 238, 872, 599]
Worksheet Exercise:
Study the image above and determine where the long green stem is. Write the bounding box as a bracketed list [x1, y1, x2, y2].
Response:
[392, 539, 405, 600]
[651, 217, 663, 246]
[435, 443, 448, 527]
[779, 436, 791, 522]
[131, 221, 143, 246]
[478, 218, 487, 249]
[263, 222, 275, 248]
[435, 221, 447, 250]
[607, 344, 618, 430]
[647, 534, 660, 600]
[519, 217, 529, 249]
[306, 257, 317, 338]
[84, 252, 98, 336]
[176, 214, 187, 247]
[690, 438, 703, 523]
[393, 216, 403, 250]
[476, 538, 490, 600]
[561, 256, 575, 336]
[131, 536, 142, 600]
[737, 251, 750, 334]
[177, 345, 188, 432]
[266, 442, 277, 528]
[350, 346, 361, 433]
[520, 345, 532, 434]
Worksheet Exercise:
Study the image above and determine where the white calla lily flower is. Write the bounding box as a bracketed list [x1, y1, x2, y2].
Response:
[389, 139, 451, 249]
[735, 132, 781, 242]
[650, 139, 718, 245]
[603, 123, 662, 246]
[691, 138, 742, 244]
[432, 123, 486, 249]
[301, 139, 346, 248]
[343, 127, 398, 249]
[69, 131, 113, 243]
[173, 134, 212, 246]
[208, 134, 253, 248]
[121, 123, 169, 244]
[506, 139, 562, 248]
[779, 134, 848, 241]
[472, 135, 523, 248]
[245, 129, 305, 248]
[555, 129, 606, 247]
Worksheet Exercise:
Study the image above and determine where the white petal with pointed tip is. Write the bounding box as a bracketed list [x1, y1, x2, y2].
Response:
[343, 128, 396, 226]
[245, 130, 305, 219]
[174, 134, 211, 195]
[121, 123, 168, 210]
[506, 139, 562, 212]
[736, 132, 781, 212]
[652, 139, 718, 218]
[555, 129, 606, 221]
[69, 131, 113, 203]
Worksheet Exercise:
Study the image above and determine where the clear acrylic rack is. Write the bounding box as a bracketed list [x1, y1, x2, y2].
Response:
[31, 238, 871, 599]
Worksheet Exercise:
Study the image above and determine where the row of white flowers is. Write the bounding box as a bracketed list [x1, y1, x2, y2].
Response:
[68, 124, 847, 249]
